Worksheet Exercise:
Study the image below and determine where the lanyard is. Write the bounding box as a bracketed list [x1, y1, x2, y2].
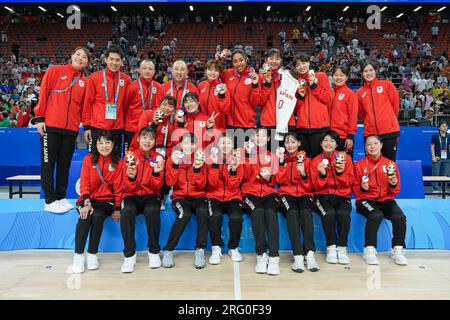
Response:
[170, 80, 188, 110]
[137, 77, 154, 111]
[102, 69, 121, 105]
[439, 134, 448, 150]
[51, 74, 81, 93]
[162, 118, 170, 148]
[95, 164, 113, 192]
[364, 156, 382, 176]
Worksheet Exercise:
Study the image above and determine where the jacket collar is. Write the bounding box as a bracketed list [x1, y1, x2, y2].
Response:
[139, 75, 153, 86]
[364, 77, 380, 88]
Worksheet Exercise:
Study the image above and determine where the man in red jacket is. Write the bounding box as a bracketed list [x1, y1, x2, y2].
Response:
[161, 60, 199, 110]
[34, 47, 90, 213]
[123, 60, 162, 152]
[82, 45, 131, 155]
[294, 53, 333, 159]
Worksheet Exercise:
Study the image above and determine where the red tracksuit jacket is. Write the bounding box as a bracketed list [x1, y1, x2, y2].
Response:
[276, 153, 313, 197]
[82, 68, 131, 131]
[122, 148, 164, 198]
[161, 80, 199, 110]
[330, 84, 359, 140]
[207, 158, 244, 202]
[77, 153, 123, 209]
[353, 155, 401, 202]
[198, 79, 231, 132]
[123, 76, 163, 133]
[241, 150, 278, 198]
[356, 78, 400, 137]
[136, 110, 176, 156]
[220, 68, 262, 128]
[258, 69, 296, 128]
[165, 153, 207, 200]
[295, 71, 333, 132]
[310, 151, 354, 198]
[35, 64, 87, 135]
[176, 111, 216, 149]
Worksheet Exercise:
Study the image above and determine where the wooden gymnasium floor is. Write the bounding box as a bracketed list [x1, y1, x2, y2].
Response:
[0, 250, 449, 300]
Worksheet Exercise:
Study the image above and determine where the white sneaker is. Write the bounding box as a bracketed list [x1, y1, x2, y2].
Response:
[57, 199, 74, 210]
[148, 252, 162, 268]
[121, 254, 137, 273]
[72, 253, 85, 274]
[391, 246, 408, 266]
[337, 246, 350, 264]
[209, 246, 222, 265]
[305, 251, 320, 272]
[86, 253, 99, 270]
[326, 245, 338, 264]
[255, 253, 268, 274]
[292, 255, 305, 273]
[363, 246, 379, 265]
[267, 256, 280, 275]
[44, 201, 69, 214]
[228, 248, 243, 262]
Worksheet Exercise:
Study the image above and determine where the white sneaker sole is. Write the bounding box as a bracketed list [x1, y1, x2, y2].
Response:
[71, 266, 85, 274]
[363, 256, 379, 265]
[326, 258, 338, 264]
[209, 257, 221, 265]
[87, 264, 99, 270]
[121, 267, 135, 273]
[229, 254, 243, 262]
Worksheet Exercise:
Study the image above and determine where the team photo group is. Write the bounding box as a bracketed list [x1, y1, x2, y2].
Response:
[35, 42, 408, 277]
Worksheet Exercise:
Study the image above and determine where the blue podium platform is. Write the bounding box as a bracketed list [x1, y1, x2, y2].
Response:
[1, 199, 449, 253]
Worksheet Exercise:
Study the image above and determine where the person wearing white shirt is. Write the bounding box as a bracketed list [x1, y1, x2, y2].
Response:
[414, 74, 427, 93]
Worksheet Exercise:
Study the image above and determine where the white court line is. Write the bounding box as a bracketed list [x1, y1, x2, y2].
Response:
[233, 261, 242, 300]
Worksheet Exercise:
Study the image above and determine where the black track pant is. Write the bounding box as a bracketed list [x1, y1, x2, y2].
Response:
[75, 200, 114, 254]
[89, 128, 123, 156]
[336, 137, 354, 160]
[40, 131, 77, 204]
[208, 199, 244, 250]
[164, 198, 209, 251]
[315, 195, 352, 247]
[279, 195, 316, 256]
[356, 199, 406, 248]
[243, 194, 280, 257]
[123, 130, 135, 154]
[120, 195, 161, 257]
[297, 130, 327, 159]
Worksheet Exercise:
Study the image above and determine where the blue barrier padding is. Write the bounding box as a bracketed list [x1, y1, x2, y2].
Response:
[1, 199, 449, 253]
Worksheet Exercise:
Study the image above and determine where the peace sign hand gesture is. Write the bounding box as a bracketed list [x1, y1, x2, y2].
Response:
[206, 111, 220, 129]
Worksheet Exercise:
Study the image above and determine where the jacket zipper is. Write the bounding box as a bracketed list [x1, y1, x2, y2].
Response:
[233, 77, 242, 127]
[222, 163, 226, 201]
[186, 165, 189, 198]
[290, 160, 299, 196]
[307, 90, 311, 128]
[64, 73, 76, 129]
[206, 85, 212, 115]
[374, 165, 381, 199]
[140, 158, 146, 196]
[369, 87, 379, 135]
